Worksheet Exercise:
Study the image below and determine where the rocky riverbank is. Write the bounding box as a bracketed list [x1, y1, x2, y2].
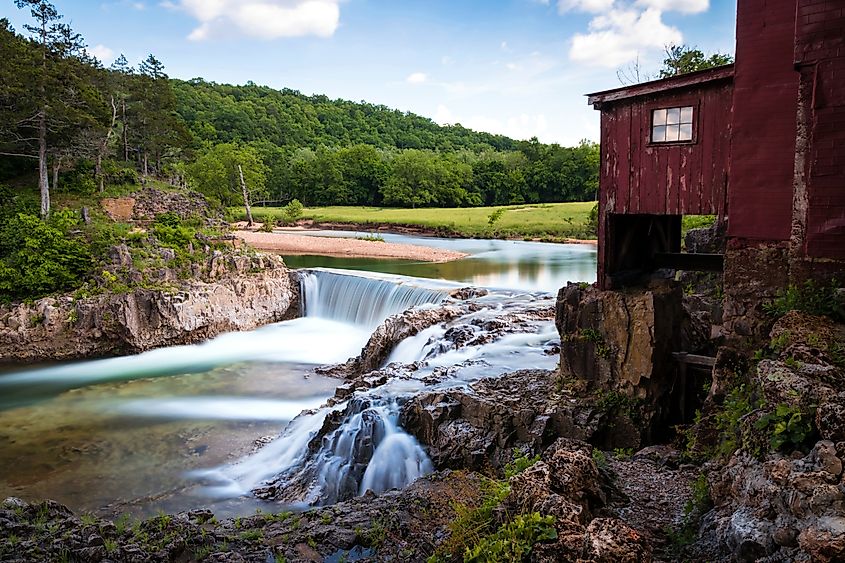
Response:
[0, 251, 298, 362]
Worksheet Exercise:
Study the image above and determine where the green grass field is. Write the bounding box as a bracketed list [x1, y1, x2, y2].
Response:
[237, 202, 598, 241]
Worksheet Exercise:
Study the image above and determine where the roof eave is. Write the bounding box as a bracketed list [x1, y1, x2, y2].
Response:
[586, 64, 734, 108]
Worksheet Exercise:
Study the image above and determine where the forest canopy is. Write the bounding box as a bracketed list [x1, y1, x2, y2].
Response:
[0, 1, 599, 214]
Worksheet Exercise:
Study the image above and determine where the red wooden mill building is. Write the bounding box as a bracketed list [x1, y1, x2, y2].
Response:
[587, 0, 845, 340]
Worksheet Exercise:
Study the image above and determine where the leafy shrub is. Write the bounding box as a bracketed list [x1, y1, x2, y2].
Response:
[487, 208, 505, 227]
[754, 404, 816, 453]
[153, 211, 182, 228]
[151, 212, 195, 248]
[102, 160, 139, 186]
[504, 449, 540, 479]
[0, 213, 92, 301]
[151, 224, 194, 248]
[259, 216, 276, 232]
[763, 279, 844, 322]
[283, 199, 304, 222]
[59, 161, 97, 194]
[714, 384, 761, 458]
[463, 513, 556, 562]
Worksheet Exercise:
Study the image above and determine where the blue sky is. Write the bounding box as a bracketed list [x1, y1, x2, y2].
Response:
[5, 0, 737, 145]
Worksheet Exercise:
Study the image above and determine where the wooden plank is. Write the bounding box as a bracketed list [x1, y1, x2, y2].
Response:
[672, 352, 717, 367]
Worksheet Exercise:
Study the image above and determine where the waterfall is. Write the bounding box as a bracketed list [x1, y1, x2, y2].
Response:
[300, 269, 450, 328]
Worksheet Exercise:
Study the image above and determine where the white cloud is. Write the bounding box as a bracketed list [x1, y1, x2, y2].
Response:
[90, 44, 115, 63]
[167, 0, 341, 41]
[406, 72, 428, 84]
[132, 2, 146, 9]
[441, 55, 454, 66]
[635, 0, 708, 13]
[558, 0, 615, 13]
[568, 6, 683, 67]
[434, 104, 549, 141]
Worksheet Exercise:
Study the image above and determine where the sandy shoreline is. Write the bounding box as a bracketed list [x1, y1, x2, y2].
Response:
[235, 229, 468, 262]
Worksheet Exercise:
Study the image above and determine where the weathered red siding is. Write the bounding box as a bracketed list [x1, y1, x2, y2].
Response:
[727, 0, 799, 242]
[795, 0, 845, 260]
[598, 80, 733, 218]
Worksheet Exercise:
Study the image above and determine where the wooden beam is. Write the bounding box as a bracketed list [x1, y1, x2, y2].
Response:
[672, 352, 716, 367]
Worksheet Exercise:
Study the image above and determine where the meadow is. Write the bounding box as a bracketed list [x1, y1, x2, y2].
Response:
[239, 202, 599, 241]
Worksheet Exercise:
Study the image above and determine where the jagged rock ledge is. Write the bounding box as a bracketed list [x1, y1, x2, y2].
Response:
[0, 252, 298, 362]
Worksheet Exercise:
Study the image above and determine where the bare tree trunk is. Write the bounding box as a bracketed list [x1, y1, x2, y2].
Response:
[38, 110, 50, 218]
[143, 153, 148, 177]
[52, 157, 60, 193]
[121, 98, 128, 162]
[38, 20, 50, 219]
[96, 96, 118, 193]
[239, 164, 253, 227]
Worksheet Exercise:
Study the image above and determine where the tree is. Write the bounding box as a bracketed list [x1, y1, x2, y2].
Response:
[10, 0, 107, 218]
[110, 54, 134, 162]
[659, 45, 734, 78]
[132, 54, 190, 175]
[186, 143, 268, 207]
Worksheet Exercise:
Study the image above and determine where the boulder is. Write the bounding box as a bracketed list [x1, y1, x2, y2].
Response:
[555, 282, 683, 442]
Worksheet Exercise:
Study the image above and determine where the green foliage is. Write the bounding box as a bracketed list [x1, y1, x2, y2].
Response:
[681, 215, 715, 234]
[591, 449, 609, 469]
[659, 45, 734, 78]
[613, 448, 634, 460]
[355, 234, 385, 242]
[432, 449, 547, 562]
[754, 404, 816, 453]
[503, 449, 541, 479]
[487, 208, 505, 228]
[763, 279, 844, 322]
[585, 203, 598, 237]
[463, 512, 556, 563]
[714, 384, 762, 458]
[187, 143, 268, 206]
[258, 216, 276, 232]
[238, 529, 263, 541]
[0, 212, 92, 300]
[283, 199, 304, 222]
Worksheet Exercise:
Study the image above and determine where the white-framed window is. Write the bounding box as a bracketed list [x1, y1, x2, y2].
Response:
[651, 106, 694, 143]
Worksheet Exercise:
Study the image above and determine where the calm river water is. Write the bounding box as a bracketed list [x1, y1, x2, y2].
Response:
[0, 234, 596, 517]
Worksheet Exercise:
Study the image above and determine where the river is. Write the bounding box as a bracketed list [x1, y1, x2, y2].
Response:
[0, 234, 596, 518]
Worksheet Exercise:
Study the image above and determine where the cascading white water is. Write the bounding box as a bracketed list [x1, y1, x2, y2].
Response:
[300, 269, 451, 327]
[201, 291, 561, 507]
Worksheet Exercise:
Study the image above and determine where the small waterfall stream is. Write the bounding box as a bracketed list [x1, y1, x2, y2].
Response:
[299, 268, 451, 327]
[197, 272, 559, 506]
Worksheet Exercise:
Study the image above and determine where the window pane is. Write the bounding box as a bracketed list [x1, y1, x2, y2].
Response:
[652, 109, 667, 126]
[666, 107, 681, 125]
[652, 125, 666, 142]
[680, 106, 693, 124]
[679, 123, 693, 141]
[666, 124, 680, 141]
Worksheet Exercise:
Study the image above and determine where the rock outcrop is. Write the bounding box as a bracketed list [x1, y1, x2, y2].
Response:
[101, 187, 221, 225]
[401, 369, 599, 471]
[509, 438, 653, 562]
[691, 311, 845, 562]
[0, 253, 297, 362]
[555, 281, 683, 445]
